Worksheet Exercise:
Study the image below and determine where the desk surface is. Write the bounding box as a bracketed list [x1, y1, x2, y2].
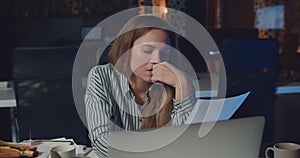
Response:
[0, 87, 16, 108]
[194, 84, 300, 98]
[0, 76, 299, 108]
[276, 82, 300, 94]
[195, 73, 300, 98]
[85, 149, 97, 157]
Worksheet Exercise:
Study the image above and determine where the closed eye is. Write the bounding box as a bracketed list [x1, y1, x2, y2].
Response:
[142, 45, 155, 54]
[143, 49, 153, 54]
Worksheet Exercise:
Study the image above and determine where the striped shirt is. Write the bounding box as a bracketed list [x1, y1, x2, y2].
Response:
[85, 63, 195, 158]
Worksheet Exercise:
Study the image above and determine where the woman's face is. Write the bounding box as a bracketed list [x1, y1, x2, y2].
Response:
[130, 29, 169, 83]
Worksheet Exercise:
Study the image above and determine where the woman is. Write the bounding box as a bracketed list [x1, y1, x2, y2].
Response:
[85, 15, 195, 157]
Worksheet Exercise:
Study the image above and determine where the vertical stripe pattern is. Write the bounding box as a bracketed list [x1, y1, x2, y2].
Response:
[85, 63, 195, 158]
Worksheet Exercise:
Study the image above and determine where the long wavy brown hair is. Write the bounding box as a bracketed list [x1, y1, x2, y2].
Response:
[108, 15, 177, 129]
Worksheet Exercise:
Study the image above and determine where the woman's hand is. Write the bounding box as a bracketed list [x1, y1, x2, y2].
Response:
[151, 62, 192, 99]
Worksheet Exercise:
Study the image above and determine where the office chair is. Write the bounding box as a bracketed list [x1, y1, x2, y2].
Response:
[12, 46, 90, 145]
[278, 33, 298, 80]
[275, 94, 300, 144]
[219, 39, 279, 147]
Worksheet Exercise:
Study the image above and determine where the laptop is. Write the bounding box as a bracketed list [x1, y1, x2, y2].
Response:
[108, 116, 264, 158]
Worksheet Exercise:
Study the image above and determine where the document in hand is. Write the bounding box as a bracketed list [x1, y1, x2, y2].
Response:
[185, 91, 250, 124]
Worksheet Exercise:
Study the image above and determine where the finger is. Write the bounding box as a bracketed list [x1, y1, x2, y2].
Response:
[151, 67, 165, 83]
[160, 62, 188, 82]
[152, 65, 178, 86]
[152, 65, 168, 79]
[152, 62, 170, 73]
[160, 62, 180, 73]
[151, 70, 163, 84]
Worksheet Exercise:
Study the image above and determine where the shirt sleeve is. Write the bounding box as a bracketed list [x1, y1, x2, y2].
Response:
[171, 91, 196, 126]
[85, 66, 111, 158]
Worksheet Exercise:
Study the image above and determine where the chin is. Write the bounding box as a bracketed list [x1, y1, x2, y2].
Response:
[143, 78, 153, 84]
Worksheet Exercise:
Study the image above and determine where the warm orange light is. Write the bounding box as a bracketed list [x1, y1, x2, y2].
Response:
[164, 7, 168, 14]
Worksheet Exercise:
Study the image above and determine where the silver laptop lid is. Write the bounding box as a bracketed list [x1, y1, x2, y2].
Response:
[108, 116, 264, 158]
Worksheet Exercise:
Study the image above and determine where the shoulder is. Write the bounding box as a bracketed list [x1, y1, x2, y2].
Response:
[87, 63, 122, 85]
[88, 63, 117, 80]
[89, 63, 114, 76]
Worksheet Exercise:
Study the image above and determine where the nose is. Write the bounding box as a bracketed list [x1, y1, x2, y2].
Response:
[149, 49, 160, 63]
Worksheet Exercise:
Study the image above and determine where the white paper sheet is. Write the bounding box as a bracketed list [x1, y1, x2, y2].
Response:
[185, 91, 250, 124]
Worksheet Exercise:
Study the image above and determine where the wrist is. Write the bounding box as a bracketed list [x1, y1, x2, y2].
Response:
[174, 74, 192, 99]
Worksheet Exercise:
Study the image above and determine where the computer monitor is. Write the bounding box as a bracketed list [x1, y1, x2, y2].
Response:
[81, 25, 102, 40]
[0, 51, 12, 81]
